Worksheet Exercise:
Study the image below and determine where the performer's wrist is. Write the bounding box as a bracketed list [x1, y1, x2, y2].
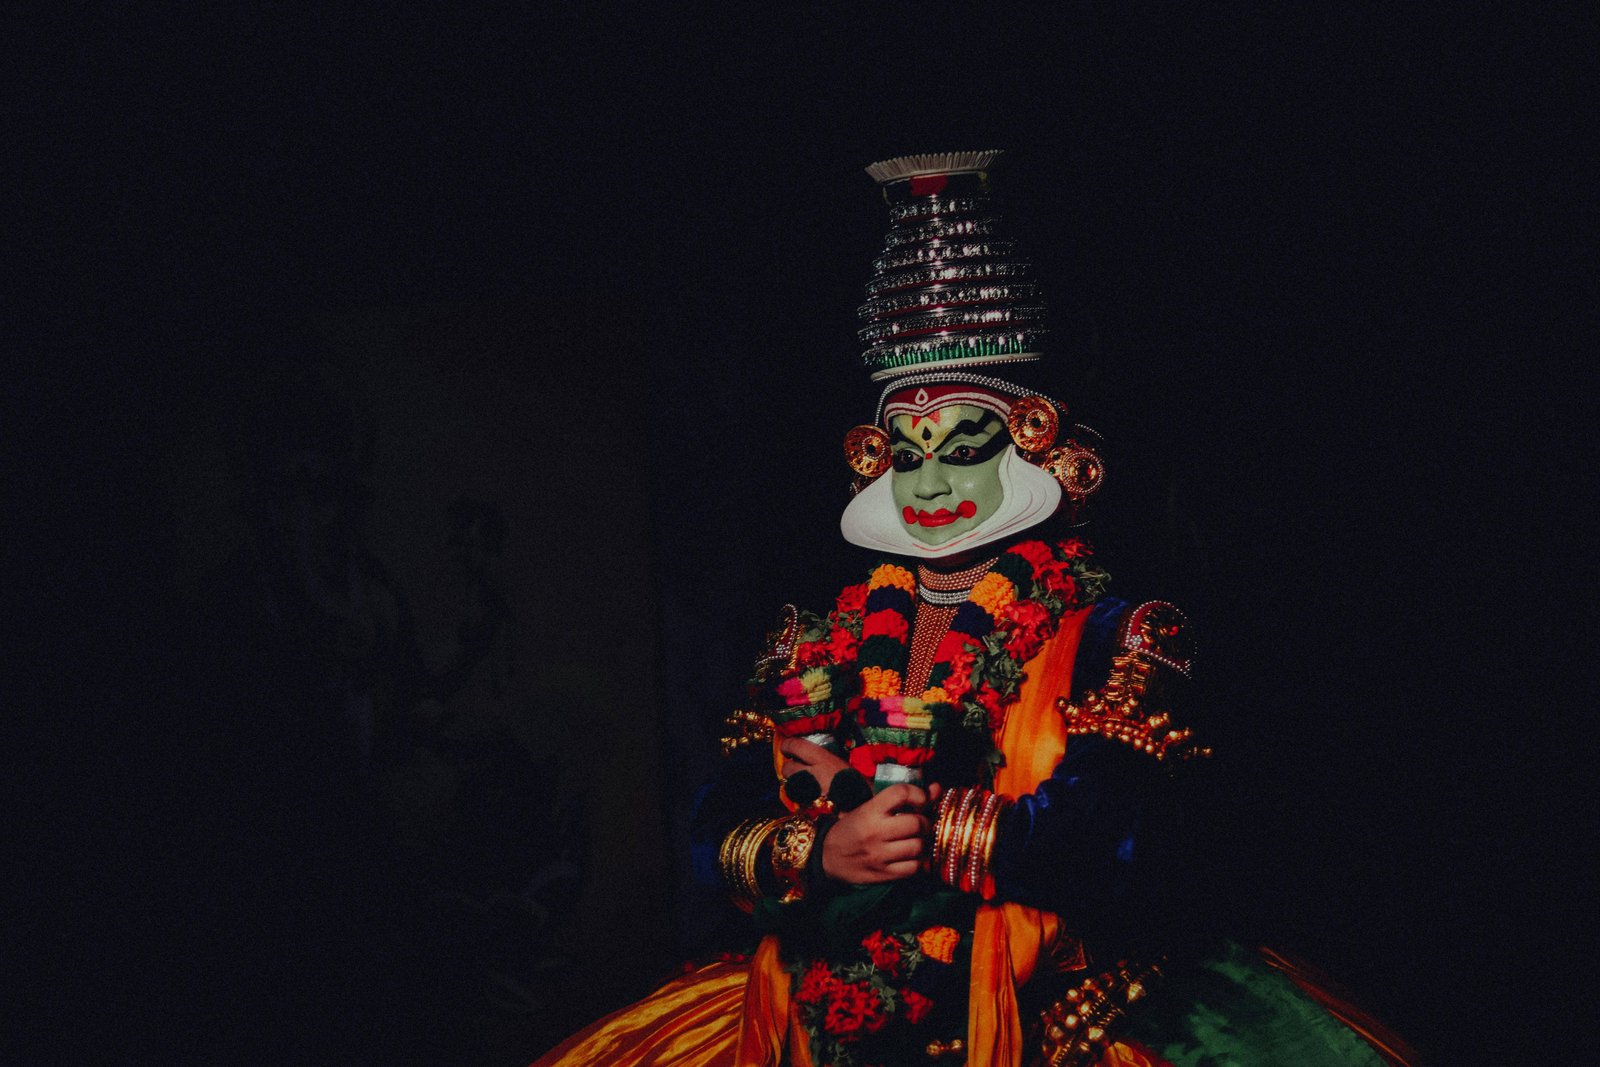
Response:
[807, 815, 838, 888]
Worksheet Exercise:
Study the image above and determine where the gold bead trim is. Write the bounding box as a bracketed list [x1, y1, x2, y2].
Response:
[1056, 651, 1209, 763]
[1032, 959, 1165, 1067]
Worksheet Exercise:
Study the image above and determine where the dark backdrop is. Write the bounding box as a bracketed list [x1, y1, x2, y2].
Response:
[9, 6, 1587, 1066]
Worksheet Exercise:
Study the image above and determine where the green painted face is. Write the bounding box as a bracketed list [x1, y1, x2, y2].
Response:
[888, 403, 1010, 546]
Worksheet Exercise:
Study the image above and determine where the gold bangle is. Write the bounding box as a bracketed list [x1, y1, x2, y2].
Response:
[959, 796, 986, 893]
[756, 822, 780, 902]
[756, 818, 785, 892]
[720, 816, 782, 912]
[976, 792, 1005, 892]
[718, 819, 756, 909]
[944, 788, 983, 889]
[720, 817, 764, 877]
[979, 795, 1011, 896]
[963, 792, 1003, 893]
[947, 790, 972, 889]
[931, 787, 963, 875]
[747, 818, 782, 903]
[933, 788, 962, 884]
[769, 815, 817, 904]
[740, 823, 764, 907]
[972, 804, 999, 894]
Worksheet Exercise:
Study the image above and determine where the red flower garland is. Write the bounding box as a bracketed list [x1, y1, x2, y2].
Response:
[779, 539, 1108, 774]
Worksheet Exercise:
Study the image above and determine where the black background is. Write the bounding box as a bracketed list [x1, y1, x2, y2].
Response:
[8, 5, 1589, 1065]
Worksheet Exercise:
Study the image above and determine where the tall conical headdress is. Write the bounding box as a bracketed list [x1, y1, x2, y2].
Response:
[857, 150, 1047, 382]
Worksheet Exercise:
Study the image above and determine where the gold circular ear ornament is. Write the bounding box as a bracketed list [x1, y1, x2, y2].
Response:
[1005, 395, 1060, 455]
[1042, 441, 1106, 501]
[844, 424, 893, 479]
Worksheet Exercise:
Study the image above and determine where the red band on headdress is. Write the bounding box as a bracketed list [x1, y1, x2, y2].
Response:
[881, 382, 1014, 426]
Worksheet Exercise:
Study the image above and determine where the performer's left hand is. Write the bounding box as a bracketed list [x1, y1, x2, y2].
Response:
[819, 782, 933, 884]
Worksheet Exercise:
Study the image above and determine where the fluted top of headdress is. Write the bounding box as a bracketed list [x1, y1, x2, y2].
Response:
[864, 150, 1002, 185]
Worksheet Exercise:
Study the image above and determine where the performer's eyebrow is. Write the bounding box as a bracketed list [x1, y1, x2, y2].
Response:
[943, 417, 999, 440]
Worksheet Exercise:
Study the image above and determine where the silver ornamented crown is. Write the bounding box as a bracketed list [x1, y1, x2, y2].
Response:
[858, 150, 1048, 382]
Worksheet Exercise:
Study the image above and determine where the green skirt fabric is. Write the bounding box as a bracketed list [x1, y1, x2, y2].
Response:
[1119, 942, 1392, 1067]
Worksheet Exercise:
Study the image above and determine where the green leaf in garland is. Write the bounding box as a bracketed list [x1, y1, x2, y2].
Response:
[797, 609, 830, 645]
[839, 962, 874, 982]
[1071, 560, 1111, 604]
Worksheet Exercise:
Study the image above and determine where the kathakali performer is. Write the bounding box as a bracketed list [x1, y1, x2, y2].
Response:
[531, 152, 1412, 1067]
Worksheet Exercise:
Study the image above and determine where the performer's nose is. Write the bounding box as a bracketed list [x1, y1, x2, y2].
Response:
[911, 458, 951, 499]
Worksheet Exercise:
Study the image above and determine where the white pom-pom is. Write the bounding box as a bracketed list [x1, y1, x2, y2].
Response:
[865, 150, 1003, 185]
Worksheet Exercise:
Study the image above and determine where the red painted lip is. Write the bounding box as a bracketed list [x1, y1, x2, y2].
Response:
[903, 500, 978, 527]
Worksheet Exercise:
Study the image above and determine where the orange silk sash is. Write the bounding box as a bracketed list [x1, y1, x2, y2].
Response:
[966, 605, 1090, 1066]
[736, 606, 1094, 1067]
[735, 934, 814, 1067]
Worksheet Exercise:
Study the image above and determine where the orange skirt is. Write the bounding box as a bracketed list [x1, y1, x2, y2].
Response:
[530, 961, 748, 1067]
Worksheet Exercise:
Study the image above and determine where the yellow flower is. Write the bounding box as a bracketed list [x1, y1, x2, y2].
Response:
[918, 686, 950, 706]
[868, 563, 916, 594]
[968, 572, 1016, 617]
[859, 666, 901, 699]
[917, 926, 960, 963]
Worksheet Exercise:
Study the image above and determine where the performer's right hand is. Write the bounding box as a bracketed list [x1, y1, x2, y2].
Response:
[820, 782, 931, 884]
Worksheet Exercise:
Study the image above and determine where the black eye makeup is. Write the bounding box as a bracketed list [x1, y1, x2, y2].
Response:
[938, 428, 1010, 466]
[887, 415, 1008, 472]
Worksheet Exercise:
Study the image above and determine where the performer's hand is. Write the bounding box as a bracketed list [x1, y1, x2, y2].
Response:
[779, 738, 851, 798]
[820, 783, 932, 884]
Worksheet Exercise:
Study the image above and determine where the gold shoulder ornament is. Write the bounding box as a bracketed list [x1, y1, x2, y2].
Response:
[1056, 601, 1211, 763]
[717, 604, 802, 757]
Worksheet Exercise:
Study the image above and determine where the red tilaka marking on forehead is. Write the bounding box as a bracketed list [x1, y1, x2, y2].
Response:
[908, 409, 945, 429]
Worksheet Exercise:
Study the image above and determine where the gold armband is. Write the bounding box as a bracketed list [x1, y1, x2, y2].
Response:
[769, 815, 818, 904]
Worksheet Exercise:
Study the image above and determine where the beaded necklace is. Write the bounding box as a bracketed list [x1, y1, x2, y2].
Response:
[906, 558, 996, 693]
